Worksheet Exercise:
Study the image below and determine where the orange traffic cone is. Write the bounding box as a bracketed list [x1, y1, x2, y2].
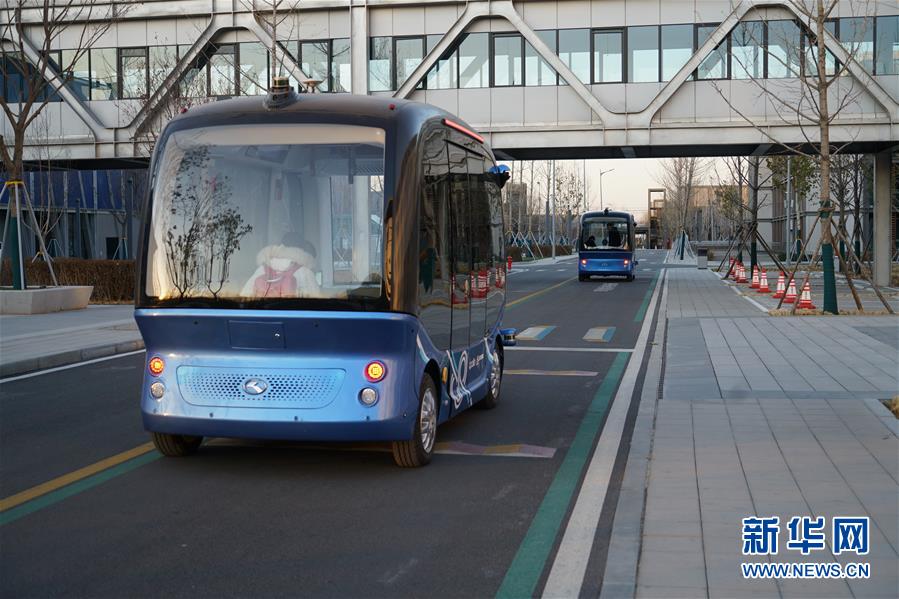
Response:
[772, 272, 786, 298]
[797, 281, 816, 309]
[750, 265, 760, 289]
[728, 258, 736, 277]
[784, 278, 798, 304]
[757, 268, 770, 293]
[737, 263, 747, 283]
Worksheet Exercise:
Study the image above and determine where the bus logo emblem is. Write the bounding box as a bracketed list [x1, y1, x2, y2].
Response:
[243, 378, 268, 395]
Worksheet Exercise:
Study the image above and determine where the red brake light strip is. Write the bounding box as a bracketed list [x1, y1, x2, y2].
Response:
[443, 118, 484, 143]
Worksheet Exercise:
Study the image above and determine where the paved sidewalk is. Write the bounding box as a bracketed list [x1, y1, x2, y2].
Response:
[0, 305, 142, 377]
[605, 267, 898, 599]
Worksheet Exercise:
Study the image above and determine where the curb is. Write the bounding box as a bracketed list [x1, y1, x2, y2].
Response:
[0, 339, 145, 379]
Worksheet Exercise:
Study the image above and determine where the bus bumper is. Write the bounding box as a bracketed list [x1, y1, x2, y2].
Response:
[578, 258, 633, 276]
[140, 355, 419, 442]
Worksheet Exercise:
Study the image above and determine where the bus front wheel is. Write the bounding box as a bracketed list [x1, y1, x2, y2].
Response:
[151, 432, 203, 457]
[392, 377, 438, 467]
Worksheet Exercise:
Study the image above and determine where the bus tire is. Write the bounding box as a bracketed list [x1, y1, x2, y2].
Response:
[477, 347, 503, 410]
[627, 273, 635, 282]
[578, 274, 587, 282]
[151, 432, 203, 457]
[392, 378, 438, 467]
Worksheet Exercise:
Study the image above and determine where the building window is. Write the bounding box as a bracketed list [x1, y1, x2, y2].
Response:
[331, 38, 351, 92]
[559, 29, 590, 84]
[239, 42, 268, 95]
[148, 46, 177, 91]
[426, 35, 458, 90]
[803, 20, 837, 78]
[369, 37, 392, 91]
[695, 24, 728, 80]
[731, 21, 763, 79]
[300, 41, 330, 92]
[661, 24, 693, 81]
[458, 33, 488, 88]
[628, 26, 659, 82]
[90, 48, 118, 99]
[178, 45, 208, 98]
[876, 15, 899, 75]
[208, 44, 236, 96]
[839, 17, 874, 72]
[767, 20, 802, 78]
[493, 33, 523, 86]
[525, 30, 557, 86]
[61, 48, 90, 100]
[395, 36, 425, 90]
[119, 47, 148, 99]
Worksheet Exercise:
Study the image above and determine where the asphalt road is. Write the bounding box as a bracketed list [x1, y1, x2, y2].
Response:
[0, 250, 668, 599]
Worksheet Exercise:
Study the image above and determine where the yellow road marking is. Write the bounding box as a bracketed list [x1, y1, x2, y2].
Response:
[0, 442, 155, 512]
[507, 277, 575, 307]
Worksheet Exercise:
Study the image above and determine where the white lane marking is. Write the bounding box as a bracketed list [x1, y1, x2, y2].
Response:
[505, 369, 599, 377]
[0, 349, 146, 384]
[505, 346, 634, 353]
[593, 283, 618, 292]
[542, 268, 667, 598]
[516, 326, 555, 341]
[556, 268, 567, 272]
[729, 284, 769, 312]
[534, 269, 546, 272]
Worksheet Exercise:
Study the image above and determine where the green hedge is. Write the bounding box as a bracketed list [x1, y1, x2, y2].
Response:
[1, 258, 134, 303]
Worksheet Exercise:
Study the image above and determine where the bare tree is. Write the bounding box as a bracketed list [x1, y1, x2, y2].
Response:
[713, 0, 884, 313]
[658, 157, 707, 258]
[1, 0, 120, 288]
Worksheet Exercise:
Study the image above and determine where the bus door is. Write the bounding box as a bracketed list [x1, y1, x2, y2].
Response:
[447, 141, 473, 412]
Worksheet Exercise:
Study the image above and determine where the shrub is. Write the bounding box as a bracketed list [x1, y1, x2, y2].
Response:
[1, 258, 135, 303]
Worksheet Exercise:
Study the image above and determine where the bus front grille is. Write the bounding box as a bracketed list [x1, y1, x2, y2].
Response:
[176, 366, 345, 409]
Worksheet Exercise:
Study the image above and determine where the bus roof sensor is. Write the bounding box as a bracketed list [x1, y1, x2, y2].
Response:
[265, 76, 297, 110]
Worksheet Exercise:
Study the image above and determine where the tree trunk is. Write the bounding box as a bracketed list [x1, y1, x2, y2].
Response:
[817, 0, 838, 313]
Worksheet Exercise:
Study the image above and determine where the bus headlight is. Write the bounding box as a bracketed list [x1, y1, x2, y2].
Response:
[359, 387, 379, 406]
[580, 259, 587, 266]
[149, 381, 166, 400]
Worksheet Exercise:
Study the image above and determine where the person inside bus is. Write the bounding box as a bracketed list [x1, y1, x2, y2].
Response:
[585, 234, 597, 248]
[241, 232, 323, 298]
[607, 223, 622, 248]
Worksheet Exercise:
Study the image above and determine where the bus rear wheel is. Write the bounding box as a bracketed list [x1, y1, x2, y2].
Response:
[392, 377, 437, 467]
[151, 432, 203, 457]
[477, 347, 503, 410]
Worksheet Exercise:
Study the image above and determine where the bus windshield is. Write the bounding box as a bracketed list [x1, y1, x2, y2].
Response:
[581, 217, 629, 251]
[144, 124, 386, 307]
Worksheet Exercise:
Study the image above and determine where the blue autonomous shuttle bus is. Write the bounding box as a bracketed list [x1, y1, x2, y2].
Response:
[136, 81, 511, 467]
[578, 208, 637, 281]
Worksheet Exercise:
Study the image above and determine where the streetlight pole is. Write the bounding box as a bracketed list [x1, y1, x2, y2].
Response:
[598, 168, 614, 210]
[551, 160, 556, 261]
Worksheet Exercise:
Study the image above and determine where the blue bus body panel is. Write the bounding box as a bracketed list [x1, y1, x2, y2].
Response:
[578, 249, 635, 277]
[137, 308, 502, 441]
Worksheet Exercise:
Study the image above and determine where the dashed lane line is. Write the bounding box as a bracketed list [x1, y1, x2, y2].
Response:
[583, 327, 616, 343]
[516, 326, 556, 341]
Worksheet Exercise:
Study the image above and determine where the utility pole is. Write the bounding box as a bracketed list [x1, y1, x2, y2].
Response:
[598, 168, 614, 211]
[551, 160, 556, 261]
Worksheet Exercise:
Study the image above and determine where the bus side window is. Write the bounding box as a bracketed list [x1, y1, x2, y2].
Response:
[419, 128, 451, 351]
[447, 141, 471, 350]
